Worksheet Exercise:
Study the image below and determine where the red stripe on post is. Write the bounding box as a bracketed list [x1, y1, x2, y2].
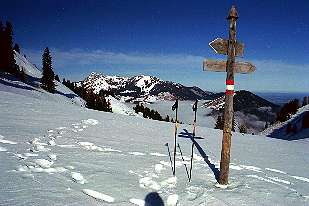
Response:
[226, 79, 234, 85]
[225, 90, 234, 95]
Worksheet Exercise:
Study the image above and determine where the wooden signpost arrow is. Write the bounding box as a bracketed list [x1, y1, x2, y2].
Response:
[203, 5, 256, 185]
[209, 38, 244, 57]
[203, 59, 255, 74]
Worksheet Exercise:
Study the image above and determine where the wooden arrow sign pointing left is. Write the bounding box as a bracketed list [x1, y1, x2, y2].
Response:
[209, 38, 244, 57]
[203, 59, 255, 74]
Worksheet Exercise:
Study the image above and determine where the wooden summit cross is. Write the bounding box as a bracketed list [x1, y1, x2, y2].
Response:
[203, 6, 256, 185]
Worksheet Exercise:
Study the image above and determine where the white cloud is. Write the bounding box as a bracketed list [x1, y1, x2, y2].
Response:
[25, 48, 204, 69]
[24, 48, 309, 92]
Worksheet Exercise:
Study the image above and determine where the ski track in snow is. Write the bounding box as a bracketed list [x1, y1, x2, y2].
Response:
[129, 198, 145, 206]
[265, 168, 287, 174]
[149, 152, 167, 157]
[128, 152, 146, 156]
[82, 189, 115, 203]
[291, 176, 309, 183]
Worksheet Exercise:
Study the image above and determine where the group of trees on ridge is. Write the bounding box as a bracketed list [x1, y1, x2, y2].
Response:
[214, 115, 248, 133]
[63, 79, 112, 112]
[133, 103, 176, 123]
[0, 20, 25, 80]
[0, 20, 55, 92]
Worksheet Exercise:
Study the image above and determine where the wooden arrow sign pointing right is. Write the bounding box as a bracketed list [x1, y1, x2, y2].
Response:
[209, 38, 244, 57]
[203, 59, 255, 74]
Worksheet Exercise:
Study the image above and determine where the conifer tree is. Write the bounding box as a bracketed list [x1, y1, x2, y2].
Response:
[18, 68, 26, 82]
[41, 47, 55, 93]
[4, 22, 17, 75]
[0, 21, 18, 75]
[232, 115, 236, 132]
[13, 43, 20, 53]
[215, 115, 224, 130]
[239, 124, 247, 134]
[0, 21, 4, 71]
[55, 74, 60, 82]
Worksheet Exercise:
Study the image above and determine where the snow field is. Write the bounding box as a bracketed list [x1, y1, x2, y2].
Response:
[1, 75, 309, 206]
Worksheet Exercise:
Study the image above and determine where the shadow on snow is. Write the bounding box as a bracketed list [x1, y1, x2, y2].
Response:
[178, 129, 220, 181]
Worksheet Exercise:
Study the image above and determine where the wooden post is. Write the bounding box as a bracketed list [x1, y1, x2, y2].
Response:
[218, 5, 238, 185]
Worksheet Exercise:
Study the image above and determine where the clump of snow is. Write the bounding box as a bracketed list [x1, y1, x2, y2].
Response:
[48, 140, 56, 146]
[71, 172, 86, 184]
[48, 154, 57, 161]
[215, 183, 229, 189]
[139, 177, 161, 190]
[161, 176, 177, 188]
[167, 194, 179, 206]
[34, 145, 51, 152]
[81, 119, 99, 126]
[155, 164, 164, 173]
[24, 153, 38, 157]
[34, 159, 54, 168]
[82, 189, 115, 203]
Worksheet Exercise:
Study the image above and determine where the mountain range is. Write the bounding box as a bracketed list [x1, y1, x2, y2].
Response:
[78, 72, 213, 102]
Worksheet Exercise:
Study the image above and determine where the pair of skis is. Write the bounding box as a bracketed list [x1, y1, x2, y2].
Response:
[165, 99, 198, 182]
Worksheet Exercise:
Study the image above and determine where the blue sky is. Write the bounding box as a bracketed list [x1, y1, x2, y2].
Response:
[1, 0, 309, 93]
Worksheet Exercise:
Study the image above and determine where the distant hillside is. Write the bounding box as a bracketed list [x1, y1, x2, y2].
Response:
[206, 90, 280, 112]
[262, 104, 309, 140]
[77, 72, 213, 102]
[204, 90, 281, 133]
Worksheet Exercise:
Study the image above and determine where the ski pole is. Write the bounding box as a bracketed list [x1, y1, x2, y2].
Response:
[171, 99, 179, 176]
[189, 100, 198, 182]
[165, 143, 174, 175]
[177, 143, 190, 181]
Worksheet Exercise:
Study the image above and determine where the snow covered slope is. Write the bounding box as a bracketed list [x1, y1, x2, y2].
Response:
[0, 73, 309, 205]
[14, 51, 41, 78]
[9, 50, 86, 107]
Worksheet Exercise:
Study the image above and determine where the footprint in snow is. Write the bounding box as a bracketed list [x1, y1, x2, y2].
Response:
[0, 136, 17, 145]
[0, 146, 7, 152]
